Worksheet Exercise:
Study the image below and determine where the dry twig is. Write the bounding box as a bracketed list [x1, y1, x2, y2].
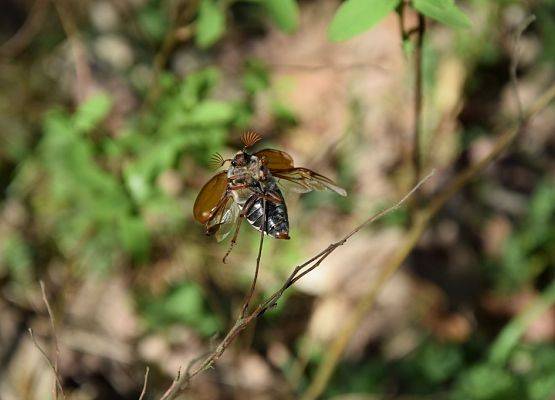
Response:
[0, 0, 49, 57]
[143, 0, 199, 108]
[139, 366, 150, 400]
[29, 282, 65, 399]
[397, 1, 426, 186]
[159, 367, 182, 400]
[40, 281, 63, 400]
[52, 0, 93, 103]
[412, 12, 426, 185]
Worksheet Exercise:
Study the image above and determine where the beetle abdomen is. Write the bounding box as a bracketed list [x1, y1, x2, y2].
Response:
[245, 189, 290, 239]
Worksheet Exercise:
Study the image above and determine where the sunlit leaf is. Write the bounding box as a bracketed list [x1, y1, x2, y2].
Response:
[73, 93, 113, 134]
[263, 0, 299, 33]
[119, 217, 150, 262]
[196, 0, 226, 48]
[453, 364, 522, 400]
[243, 59, 270, 93]
[328, 0, 401, 42]
[187, 100, 236, 125]
[1, 233, 33, 282]
[141, 283, 221, 336]
[413, 0, 471, 29]
[138, 4, 168, 41]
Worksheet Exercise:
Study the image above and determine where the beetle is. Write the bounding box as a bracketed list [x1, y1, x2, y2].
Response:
[193, 131, 346, 260]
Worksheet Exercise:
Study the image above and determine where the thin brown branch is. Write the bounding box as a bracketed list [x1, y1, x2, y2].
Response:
[287, 170, 434, 287]
[397, 0, 407, 41]
[52, 0, 93, 103]
[0, 0, 49, 57]
[413, 12, 426, 186]
[159, 367, 181, 400]
[143, 0, 199, 108]
[139, 366, 150, 400]
[40, 281, 63, 400]
[158, 172, 433, 400]
[28, 328, 66, 399]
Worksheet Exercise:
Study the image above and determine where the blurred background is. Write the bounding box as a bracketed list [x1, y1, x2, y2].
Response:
[1, 0, 554, 399]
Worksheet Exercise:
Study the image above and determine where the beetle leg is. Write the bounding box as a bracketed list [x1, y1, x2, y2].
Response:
[253, 191, 282, 204]
[222, 194, 259, 263]
[239, 194, 259, 217]
[203, 193, 232, 234]
[222, 214, 244, 263]
[228, 183, 249, 190]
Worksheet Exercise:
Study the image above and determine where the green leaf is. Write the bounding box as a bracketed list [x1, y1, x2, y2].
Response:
[73, 93, 112, 133]
[142, 283, 221, 336]
[489, 281, 555, 366]
[2, 233, 33, 282]
[412, 0, 471, 29]
[402, 37, 415, 55]
[119, 217, 150, 262]
[137, 4, 168, 41]
[453, 364, 522, 400]
[195, 0, 226, 48]
[328, 0, 401, 42]
[263, 0, 300, 34]
[187, 100, 236, 125]
[416, 341, 463, 383]
[243, 59, 270, 94]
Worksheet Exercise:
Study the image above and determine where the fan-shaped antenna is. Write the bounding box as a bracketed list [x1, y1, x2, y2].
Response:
[207, 152, 229, 170]
[241, 131, 263, 149]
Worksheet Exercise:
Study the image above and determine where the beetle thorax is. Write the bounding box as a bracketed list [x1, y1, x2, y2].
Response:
[227, 152, 264, 205]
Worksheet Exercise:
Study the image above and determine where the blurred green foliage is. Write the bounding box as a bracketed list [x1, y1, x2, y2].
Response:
[328, 0, 470, 42]
[140, 281, 221, 336]
[0, 0, 554, 399]
[195, 0, 300, 48]
[7, 67, 260, 273]
[487, 182, 555, 291]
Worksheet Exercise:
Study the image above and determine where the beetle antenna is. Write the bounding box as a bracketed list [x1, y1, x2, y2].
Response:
[241, 131, 263, 149]
[208, 152, 230, 170]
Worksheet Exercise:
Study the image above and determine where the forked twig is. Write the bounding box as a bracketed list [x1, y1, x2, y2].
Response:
[40, 281, 61, 389]
[158, 172, 434, 399]
[159, 367, 182, 400]
[34, 281, 65, 400]
[28, 328, 65, 399]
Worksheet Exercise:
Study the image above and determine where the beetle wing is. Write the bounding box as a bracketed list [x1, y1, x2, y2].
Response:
[193, 172, 229, 224]
[272, 168, 347, 196]
[254, 148, 294, 170]
[210, 197, 241, 242]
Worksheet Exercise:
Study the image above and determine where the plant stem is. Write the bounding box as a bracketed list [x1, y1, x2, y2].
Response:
[413, 12, 425, 186]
